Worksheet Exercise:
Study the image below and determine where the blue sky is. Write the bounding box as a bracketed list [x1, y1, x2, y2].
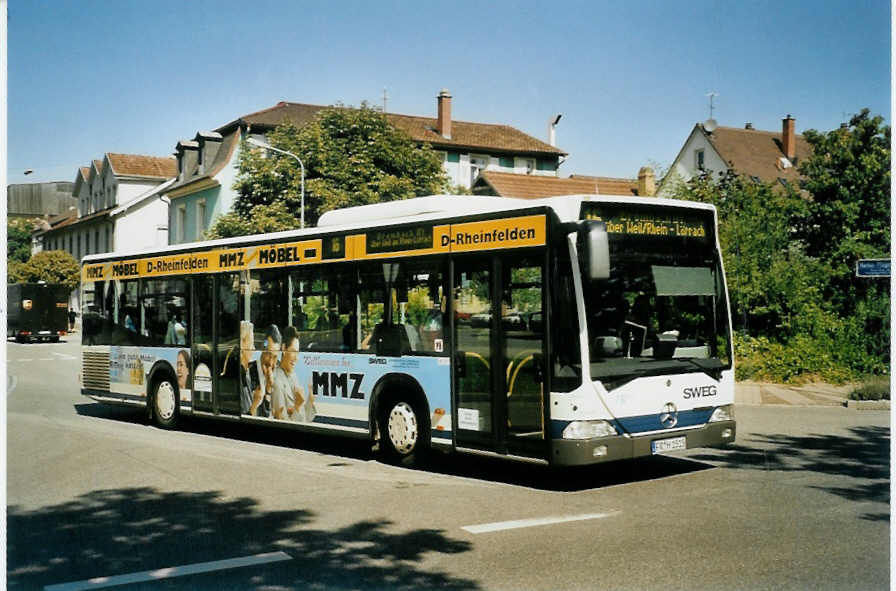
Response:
[7, 0, 891, 185]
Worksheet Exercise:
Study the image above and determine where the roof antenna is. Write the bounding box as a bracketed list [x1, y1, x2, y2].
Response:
[704, 91, 718, 133]
[383, 87, 388, 114]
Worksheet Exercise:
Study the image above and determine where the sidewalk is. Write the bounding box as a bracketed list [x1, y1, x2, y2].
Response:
[735, 380, 859, 407]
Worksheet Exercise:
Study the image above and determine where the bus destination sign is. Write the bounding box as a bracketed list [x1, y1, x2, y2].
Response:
[366, 225, 434, 254]
[580, 203, 710, 242]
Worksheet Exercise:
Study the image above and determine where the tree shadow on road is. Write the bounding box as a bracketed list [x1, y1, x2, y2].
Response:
[690, 425, 890, 519]
[7, 487, 477, 590]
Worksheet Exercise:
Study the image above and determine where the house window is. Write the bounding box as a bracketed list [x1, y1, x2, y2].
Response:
[105, 228, 110, 252]
[446, 152, 460, 163]
[695, 149, 705, 170]
[177, 205, 186, 243]
[537, 158, 556, 171]
[499, 157, 514, 169]
[95, 230, 101, 253]
[469, 155, 489, 185]
[196, 200, 206, 239]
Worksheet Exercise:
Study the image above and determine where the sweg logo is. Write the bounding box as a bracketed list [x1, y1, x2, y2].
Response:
[683, 385, 718, 399]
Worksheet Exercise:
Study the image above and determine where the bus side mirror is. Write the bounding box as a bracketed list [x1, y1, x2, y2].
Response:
[579, 221, 610, 280]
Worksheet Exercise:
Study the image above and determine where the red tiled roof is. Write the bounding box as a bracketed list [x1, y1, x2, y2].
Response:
[473, 171, 639, 199]
[107, 153, 177, 178]
[221, 101, 565, 156]
[705, 125, 812, 184]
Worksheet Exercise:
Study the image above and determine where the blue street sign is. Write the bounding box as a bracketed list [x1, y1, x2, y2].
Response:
[856, 259, 890, 278]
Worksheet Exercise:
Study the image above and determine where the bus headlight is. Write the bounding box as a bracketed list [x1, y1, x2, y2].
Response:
[709, 405, 734, 422]
[562, 420, 618, 439]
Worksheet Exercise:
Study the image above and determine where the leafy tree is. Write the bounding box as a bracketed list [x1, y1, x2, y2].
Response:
[8, 218, 35, 264]
[796, 109, 890, 316]
[10, 250, 81, 290]
[227, 104, 448, 232]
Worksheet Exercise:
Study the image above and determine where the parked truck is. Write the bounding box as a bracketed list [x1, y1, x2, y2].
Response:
[7, 283, 70, 342]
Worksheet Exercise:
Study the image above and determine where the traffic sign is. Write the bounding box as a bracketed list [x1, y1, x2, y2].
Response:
[856, 259, 890, 277]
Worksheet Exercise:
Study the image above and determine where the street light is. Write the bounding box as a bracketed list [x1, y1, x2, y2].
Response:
[245, 136, 306, 229]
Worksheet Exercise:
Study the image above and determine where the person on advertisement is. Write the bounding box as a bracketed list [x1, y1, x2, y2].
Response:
[271, 326, 315, 422]
[239, 321, 257, 415]
[249, 324, 281, 417]
[176, 349, 191, 392]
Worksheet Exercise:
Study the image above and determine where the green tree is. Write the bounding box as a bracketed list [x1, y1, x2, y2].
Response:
[222, 104, 448, 235]
[7, 218, 35, 264]
[10, 250, 81, 290]
[796, 109, 890, 315]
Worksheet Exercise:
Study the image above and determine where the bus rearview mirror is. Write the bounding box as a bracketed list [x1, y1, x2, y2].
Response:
[579, 221, 610, 280]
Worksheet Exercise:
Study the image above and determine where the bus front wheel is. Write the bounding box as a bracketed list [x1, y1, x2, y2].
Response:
[379, 398, 428, 467]
[152, 377, 179, 429]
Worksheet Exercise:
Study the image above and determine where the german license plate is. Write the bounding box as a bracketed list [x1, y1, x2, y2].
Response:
[652, 436, 686, 454]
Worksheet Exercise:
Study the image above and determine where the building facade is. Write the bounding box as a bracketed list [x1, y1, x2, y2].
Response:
[166, 90, 567, 244]
[658, 115, 812, 197]
[34, 153, 176, 261]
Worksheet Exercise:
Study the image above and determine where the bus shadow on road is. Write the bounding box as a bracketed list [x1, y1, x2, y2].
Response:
[74, 402, 714, 493]
[8, 486, 478, 591]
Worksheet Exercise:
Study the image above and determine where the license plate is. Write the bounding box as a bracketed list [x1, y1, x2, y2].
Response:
[652, 436, 686, 454]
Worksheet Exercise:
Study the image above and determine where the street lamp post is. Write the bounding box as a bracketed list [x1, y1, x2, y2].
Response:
[246, 137, 306, 229]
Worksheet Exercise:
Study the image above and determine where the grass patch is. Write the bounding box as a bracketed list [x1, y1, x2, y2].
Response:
[849, 376, 891, 401]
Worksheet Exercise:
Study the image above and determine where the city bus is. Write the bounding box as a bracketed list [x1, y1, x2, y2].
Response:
[80, 194, 735, 466]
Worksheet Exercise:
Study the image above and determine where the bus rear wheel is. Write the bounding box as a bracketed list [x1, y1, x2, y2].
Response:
[379, 398, 429, 467]
[152, 377, 179, 429]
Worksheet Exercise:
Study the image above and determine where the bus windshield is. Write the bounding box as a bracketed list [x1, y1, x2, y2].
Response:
[583, 249, 731, 384]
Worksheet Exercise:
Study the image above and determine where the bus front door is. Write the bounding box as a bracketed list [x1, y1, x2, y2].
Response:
[191, 274, 241, 415]
[453, 255, 546, 460]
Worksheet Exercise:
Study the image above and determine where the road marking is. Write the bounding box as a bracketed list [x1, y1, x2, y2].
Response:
[43, 551, 292, 590]
[53, 352, 78, 360]
[461, 512, 619, 534]
[8, 374, 17, 394]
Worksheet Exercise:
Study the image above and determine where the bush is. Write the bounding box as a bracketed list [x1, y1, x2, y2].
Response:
[849, 376, 891, 401]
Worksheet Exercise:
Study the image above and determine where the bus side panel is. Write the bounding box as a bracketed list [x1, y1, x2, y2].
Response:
[248, 351, 452, 439]
[84, 346, 194, 411]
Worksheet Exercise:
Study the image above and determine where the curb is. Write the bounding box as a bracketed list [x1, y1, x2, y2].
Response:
[843, 399, 891, 411]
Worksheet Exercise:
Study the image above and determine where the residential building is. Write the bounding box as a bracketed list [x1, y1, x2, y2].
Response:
[34, 153, 176, 261]
[166, 90, 567, 244]
[658, 115, 812, 196]
[472, 168, 654, 199]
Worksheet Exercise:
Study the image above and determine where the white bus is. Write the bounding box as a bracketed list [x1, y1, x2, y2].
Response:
[80, 194, 735, 466]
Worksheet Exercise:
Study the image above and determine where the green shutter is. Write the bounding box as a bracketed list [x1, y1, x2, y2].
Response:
[537, 158, 556, 171]
[446, 152, 460, 163]
[499, 157, 514, 168]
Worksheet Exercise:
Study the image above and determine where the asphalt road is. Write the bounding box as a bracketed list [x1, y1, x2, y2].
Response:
[7, 337, 890, 590]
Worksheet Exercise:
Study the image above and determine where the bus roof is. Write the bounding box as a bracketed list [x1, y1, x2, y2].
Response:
[82, 193, 716, 263]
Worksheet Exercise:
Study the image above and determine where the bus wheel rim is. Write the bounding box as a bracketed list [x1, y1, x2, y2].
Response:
[387, 402, 418, 455]
[156, 382, 176, 420]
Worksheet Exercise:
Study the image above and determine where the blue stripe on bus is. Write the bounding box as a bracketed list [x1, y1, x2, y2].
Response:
[550, 408, 715, 438]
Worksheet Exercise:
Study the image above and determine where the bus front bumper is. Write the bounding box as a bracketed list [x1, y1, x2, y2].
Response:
[550, 420, 736, 467]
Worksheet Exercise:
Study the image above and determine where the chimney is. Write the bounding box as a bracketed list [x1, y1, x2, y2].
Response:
[436, 89, 452, 139]
[638, 166, 656, 197]
[745, 122, 754, 130]
[782, 115, 796, 161]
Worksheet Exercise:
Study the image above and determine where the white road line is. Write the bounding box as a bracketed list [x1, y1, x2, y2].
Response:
[8, 374, 17, 394]
[53, 352, 78, 360]
[43, 551, 292, 591]
[461, 512, 619, 534]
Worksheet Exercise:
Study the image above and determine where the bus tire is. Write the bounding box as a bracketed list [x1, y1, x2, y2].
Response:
[151, 376, 179, 429]
[379, 397, 429, 467]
